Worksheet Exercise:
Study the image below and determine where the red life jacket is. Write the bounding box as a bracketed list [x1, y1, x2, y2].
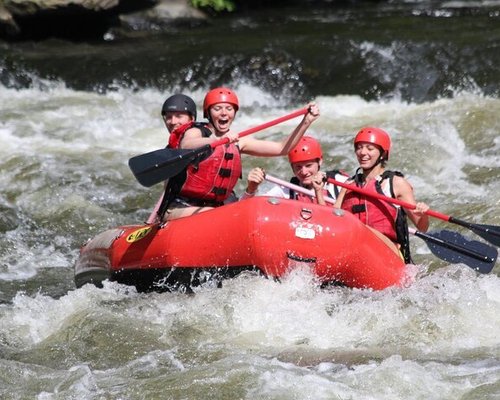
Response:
[341, 174, 398, 241]
[168, 121, 195, 148]
[179, 143, 242, 203]
[167, 122, 242, 204]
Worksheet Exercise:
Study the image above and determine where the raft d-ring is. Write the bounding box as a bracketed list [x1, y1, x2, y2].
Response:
[300, 208, 313, 220]
[333, 208, 345, 217]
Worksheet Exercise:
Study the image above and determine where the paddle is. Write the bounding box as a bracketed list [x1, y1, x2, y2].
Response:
[129, 107, 309, 187]
[146, 193, 164, 224]
[325, 177, 500, 247]
[409, 228, 497, 274]
[264, 174, 498, 273]
[440, 217, 500, 248]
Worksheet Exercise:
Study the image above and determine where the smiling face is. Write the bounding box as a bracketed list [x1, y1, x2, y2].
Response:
[208, 102, 236, 134]
[163, 111, 193, 133]
[291, 159, 322, 188]
[355, 142, 383, 170]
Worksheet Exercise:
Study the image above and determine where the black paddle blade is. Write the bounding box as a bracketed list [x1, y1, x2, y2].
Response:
[128, 145, 212, 187]
[418, 229, 498, 274]
[457, 220, 500, 247]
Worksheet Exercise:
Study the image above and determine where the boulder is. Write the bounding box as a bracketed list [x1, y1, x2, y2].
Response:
[0, 0, 207, 40]
[2, 0, 120, 15]
[119, 0, 207, 34]
[0, 1, 19, 35]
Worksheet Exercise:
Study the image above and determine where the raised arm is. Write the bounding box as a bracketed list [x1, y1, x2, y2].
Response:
[239, 102, 320, 156]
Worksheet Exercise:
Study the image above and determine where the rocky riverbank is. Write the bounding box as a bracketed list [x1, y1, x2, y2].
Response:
[0, 0, 207, 41]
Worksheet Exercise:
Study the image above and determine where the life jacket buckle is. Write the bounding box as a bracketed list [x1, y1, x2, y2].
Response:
[211, 187, 227, 196]
[352, 204, 366, 214]
[219, 168, 232, 177]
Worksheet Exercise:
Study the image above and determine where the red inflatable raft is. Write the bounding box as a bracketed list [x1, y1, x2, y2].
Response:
[74, 196, 408, 292]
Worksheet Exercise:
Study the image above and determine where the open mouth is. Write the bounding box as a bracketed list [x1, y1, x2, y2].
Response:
[215, 118, 230, 132]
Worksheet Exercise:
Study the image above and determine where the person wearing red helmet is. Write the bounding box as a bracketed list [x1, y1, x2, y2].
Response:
[334, 127, 430, 263]
[243, 136, 347, 204]
[163, 87, 320, 220]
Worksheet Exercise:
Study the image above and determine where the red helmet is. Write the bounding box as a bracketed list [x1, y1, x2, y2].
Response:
[354, 126, 391, 160]
[203, 87, 239, 118]
[288, 136, 323, 163]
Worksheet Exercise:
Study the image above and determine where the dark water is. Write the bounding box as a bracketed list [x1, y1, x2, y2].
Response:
[0, 2, 499, 399]
[2, 2, 500, 102]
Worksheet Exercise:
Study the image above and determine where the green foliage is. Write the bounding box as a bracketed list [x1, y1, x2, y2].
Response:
[190, 0, 236, 12]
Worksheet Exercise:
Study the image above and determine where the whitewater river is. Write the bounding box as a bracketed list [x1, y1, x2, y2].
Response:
[0, 2, 499, 399]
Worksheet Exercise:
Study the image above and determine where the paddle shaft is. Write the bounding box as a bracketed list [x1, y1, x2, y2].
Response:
[147, 193, 164, 224]
[326, 177, 500, 246]
[326, 177, 442, 216]
[265, 174, 334, 205]
[209, 106, 309, 149]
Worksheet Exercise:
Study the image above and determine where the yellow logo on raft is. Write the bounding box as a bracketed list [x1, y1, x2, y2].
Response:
[126, 227, 152, 243]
